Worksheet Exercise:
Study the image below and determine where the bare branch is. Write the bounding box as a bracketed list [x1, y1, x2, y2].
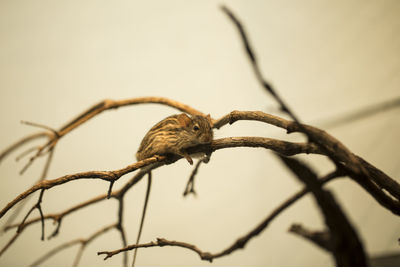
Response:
[208, 137, 322, 156]
[321, 96, 400, 129]
[278, 156, 368, 267]
[220, 6, 301, 123]
[0, 156, 165, 220]
[17, 189, 45, 240]
[4, 167, 152, 234]
[289, 224, 332, 252]
[0, 97, 205, 174]
[30, 224, 117, 267]
[97, 170, 343, 262]
[0, 132, 48, 164]
[20, 121, 59, 136]
[183, 159, 203, 197]
[132, 173, 152, 267]
[214, 111, 362, 175]
[214, 111, 400, 210]
[58, 97, 206, 138]
[98, 238, 214, 262]
[1, 137, 320, 222]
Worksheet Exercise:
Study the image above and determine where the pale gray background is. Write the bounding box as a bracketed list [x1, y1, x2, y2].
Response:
[1, 1, 399, 267]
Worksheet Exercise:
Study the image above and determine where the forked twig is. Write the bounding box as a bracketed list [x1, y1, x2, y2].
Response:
[183, 155, 210, 197]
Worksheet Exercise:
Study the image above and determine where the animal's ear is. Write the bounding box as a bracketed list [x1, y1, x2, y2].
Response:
[206, 114, 212, 125]
[177, 113, 192, 128]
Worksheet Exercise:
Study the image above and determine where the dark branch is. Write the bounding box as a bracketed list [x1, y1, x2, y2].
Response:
[220, 5, 301, 122]
[278, 156, 368, 267]
[289, 224, 332, 252]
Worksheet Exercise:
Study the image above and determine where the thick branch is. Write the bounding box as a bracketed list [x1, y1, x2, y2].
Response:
[214, 111, 400, 211]
[208, 137, 322, 156]
[278, 156, 368, 267]
[214, 110, 362, 175]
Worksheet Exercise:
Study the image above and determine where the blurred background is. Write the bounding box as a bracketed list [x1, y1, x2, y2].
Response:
[1, 0, 399, 266]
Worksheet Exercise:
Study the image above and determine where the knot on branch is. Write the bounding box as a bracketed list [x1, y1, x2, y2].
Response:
[156, 238, 168, 246]
[237, 237, 247, 249]
[104, 171, 119, 182]
[199, 252, 213, 262]
[228, 110, 241, 125]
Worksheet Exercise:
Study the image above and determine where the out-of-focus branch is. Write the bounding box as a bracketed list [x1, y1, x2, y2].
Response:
[220, 6, 301, 123]
[0, 132, 48, 164]
[30, 223, 117, 267]
[278, 156, 368, 267]
[214, 111, 400, 214]
[289, 224, 332, 252]
[320, 96, 400, 129]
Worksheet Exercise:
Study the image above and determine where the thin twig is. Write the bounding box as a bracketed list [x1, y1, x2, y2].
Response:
[0, 156, 165, 220]
[116, 198, 128, 267]
[3, 147, 55, 232]
[30, 224, 117, 267]
[30, 239, 81, 267]
[320, 96, 400, 129]
[17, 189, 45, 240]
[0, 132, 48, 163]
[183, 159, 203, 196]
[20, 121, 59, 136]
[132, 172, 152, 267]
[98, 238, 214, 262]
[220, 6, 300, 122]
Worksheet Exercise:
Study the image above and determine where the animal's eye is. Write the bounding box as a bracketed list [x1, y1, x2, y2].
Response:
[193, 125, 200, 131]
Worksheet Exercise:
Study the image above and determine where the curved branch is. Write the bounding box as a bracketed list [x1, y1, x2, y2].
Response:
[214, 111, 400, 209]
[0, 156, 165, 220]
[58, 97, 206, 137]
[214, 110, 361, 174]
[279, 156, 368, 266]
[98, 238, 215, 262]
[97, 170, 343, 262]
[4, 167, 153, 235]
[1, 168, 152, 258]
[0, 97, 205, 173]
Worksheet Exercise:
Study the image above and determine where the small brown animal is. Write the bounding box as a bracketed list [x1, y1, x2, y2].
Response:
[136, 113, 213, 164]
